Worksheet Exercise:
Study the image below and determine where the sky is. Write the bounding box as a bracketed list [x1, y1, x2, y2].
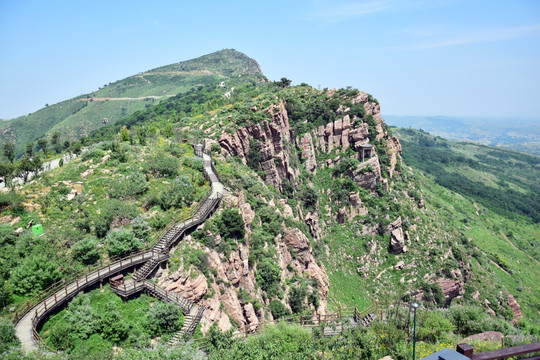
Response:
[0, 0, 539, 120]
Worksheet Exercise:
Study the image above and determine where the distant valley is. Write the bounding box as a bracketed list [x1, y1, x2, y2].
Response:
[385, 115, 540, 156]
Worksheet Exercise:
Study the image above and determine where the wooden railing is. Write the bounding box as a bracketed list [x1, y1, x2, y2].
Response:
[14, 142, 225, 351]
[241, 304, 376, 335]
[14, 249, 160, 323]
[457, 342, 540, 360]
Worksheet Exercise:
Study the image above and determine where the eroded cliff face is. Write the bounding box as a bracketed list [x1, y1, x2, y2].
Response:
[163, 89, 479, 332]
[219, 102, 296, 190]
[154, 189, 329, 333]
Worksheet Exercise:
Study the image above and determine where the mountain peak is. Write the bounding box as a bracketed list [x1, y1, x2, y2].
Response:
[148, 49, 264, 77]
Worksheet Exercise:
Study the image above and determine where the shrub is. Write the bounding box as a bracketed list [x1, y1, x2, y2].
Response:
[146, 302, 184, 336]
[66, 293, 100, 340]
[299, 185, 318, 210]
[158, 175, 195, 210]
[218, 209, 245, 240]
[99, 301, 129, 343]
[288, 285, 307, 314]
[145, 153, 180, 178]
[0, 318, 20, 353]
[105, 228, 143, 258]
[417, 311, 455, 342]
[110, 172, 148, 199]
[72, 236, 100, 265]
[269, 299, 291, 319]
[131, 216, 151, 242]
[10, 254, 62, 295]
[256, 258, 282, 298]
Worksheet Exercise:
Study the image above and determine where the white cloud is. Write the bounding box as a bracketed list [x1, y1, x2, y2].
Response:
[306, 0, 393, 23]
[402, 24, 540, 50]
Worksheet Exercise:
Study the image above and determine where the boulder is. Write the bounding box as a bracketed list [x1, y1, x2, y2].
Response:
[507, 293, 522, 323]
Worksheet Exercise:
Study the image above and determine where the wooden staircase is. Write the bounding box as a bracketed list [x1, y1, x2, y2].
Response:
[168, 305, 206, 346]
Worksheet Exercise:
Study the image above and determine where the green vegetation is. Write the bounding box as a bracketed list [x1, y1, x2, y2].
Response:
[38, 286, 184, 355]
[394, 128, 540, 222]
[1, 50, 538, 359]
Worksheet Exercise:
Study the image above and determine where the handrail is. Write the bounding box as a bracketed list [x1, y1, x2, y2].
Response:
[15, 142, 224, 352]
[241, 304, 376, 335]
[457, 342, 540, 360]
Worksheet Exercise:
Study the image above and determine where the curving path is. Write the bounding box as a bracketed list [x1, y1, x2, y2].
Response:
[14, 144, 224, 352]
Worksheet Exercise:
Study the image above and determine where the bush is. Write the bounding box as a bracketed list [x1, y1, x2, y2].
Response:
[145, 153, 180, 178]
[417, 311, 454, 342]
[131, 216, 151, 242]
[256, 258, 282, 298]
[299, 185, 318, 210]
[99, 301, 129, 343]
[218, 209, 245, 240]
[146, 302, 184, 336]
[72, 236, 100, 265]
[288, 285, 307, 314]
[110, 172, 148, 199]
[269, 299, 291, 319]
[158, 175, 195, 210]
[10, 254, 62, 295]
[67, 293, 100, 340]
[0, 318, 20, 353]
[105, 228, 143, 258]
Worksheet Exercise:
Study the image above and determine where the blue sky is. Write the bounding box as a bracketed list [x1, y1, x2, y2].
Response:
[1, 0, 539, 119]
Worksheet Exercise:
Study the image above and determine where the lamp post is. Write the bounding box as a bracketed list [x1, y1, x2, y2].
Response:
[412, 302, 419, 360]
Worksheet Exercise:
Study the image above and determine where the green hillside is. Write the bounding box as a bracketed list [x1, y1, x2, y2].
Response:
[394, 127, 540, 222]
[0, 49, 264, 158]
[1, 51, 539, 359]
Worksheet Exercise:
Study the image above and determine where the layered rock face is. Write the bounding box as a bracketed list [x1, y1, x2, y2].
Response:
[219, 93, 402, 193]
[157, 191, 329, 333]
[219, 101, 296, 190]
[175, 91, 409, 333]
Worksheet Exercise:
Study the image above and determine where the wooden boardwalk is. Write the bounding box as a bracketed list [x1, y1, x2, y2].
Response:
[14, 144, 223, 352]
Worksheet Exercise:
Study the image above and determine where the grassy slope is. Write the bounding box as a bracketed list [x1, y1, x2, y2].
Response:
[0, 49, 263, 157]
[394, 127, 540, 323]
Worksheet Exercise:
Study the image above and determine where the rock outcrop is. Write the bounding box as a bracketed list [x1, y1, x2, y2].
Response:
[507, 293, 522, 323]
[386, 217, 405, 254]
[278, 227, 329, 313]
[219, 101, 296, 190]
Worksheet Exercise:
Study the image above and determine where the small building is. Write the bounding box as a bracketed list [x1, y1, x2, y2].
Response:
[359, 144, 374, 162]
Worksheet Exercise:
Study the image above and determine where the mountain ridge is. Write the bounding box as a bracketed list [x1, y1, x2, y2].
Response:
[0, 49, 263, 157]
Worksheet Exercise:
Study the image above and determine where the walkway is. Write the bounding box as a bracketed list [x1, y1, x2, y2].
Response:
[14, 144, 224, 352]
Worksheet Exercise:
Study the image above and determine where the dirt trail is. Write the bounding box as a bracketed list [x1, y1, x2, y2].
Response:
[76, 94, 175, 102]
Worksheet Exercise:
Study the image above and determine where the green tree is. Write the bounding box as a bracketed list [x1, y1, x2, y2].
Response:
[51, 131, 61, 152]
[105, 228, 143, 258]
[99, 302, 129, 343]
[70, 141, 82, 156]
[72, 236, 100, 265]
[146, 302, 183, 336]
[25, 142, 34, 157]
[269, 299, 291, 319]
[278, 77, 292, 88]
[3, 142, 15, 163]
[288, 285, 307, 314]
[256, 258, 281, 297]
[0, 162, 14, 184]
[32, 155, 43, 176]
[218, 209, 245, 239]
[17, 157, 34, 182]
[120, 126, 130, 142]
[37, 137, 48, 156]
[10, 253, 62, 295]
